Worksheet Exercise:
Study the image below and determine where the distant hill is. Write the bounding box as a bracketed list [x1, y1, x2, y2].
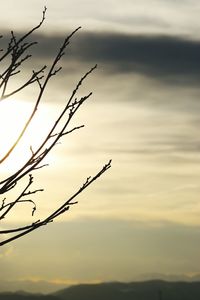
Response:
[2, 281, 200, 300]
[0, 279, 67, 294]
[0, 291, 58, 300]
[54, 281, 200, 300]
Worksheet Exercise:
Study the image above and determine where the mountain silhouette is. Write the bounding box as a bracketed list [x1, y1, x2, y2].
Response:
[1, 281, 200, 300]
[0, 291, 58, 300]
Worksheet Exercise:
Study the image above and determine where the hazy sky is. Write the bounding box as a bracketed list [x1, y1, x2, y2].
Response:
[1, 0, 200, 294]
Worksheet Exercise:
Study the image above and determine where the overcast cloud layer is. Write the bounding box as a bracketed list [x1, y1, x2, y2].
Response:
[1, 0, 200, 292]
[1, 0, 200, 37]
[1, 31, 200, 85]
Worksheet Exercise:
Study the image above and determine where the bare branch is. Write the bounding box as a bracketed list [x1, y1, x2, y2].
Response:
[0, 8, 111, 248]
[0, 160, 111, 246]
[0, 65, 96, 189]
[0, 27, 82, 163]
[0, 6, 47, 62]
[50, 125, 85, 138]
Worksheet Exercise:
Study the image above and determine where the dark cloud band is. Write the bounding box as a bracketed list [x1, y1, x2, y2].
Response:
[1, 30, 200, 84]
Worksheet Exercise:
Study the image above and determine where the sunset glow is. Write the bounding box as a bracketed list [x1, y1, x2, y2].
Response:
[1, 0, 200, 295]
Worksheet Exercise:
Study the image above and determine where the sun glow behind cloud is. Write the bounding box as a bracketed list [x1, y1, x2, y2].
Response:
[0, 97, 83, 225]
[0, 98, 59, 173]
[2, 0, 200, 292]
[0, 100, 36, 170]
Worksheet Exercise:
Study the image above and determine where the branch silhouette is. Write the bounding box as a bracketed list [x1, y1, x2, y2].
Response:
[0, 7, 111, 246]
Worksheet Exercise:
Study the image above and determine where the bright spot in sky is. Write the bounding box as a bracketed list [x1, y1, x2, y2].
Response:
[0, 99, 53, 173]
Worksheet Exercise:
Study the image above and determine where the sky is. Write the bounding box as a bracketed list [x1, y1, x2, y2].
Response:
[1, 0, 200, 294]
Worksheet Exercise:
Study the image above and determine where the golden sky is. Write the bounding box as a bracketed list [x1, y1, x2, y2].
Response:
[1, 0, 200, 294]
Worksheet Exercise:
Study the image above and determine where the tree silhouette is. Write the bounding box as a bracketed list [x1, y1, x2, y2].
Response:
[0, 7, 111, 246]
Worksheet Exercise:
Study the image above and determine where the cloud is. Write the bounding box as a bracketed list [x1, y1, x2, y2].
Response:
[1, 30, 200, 85]
[3, 219, 200, 285]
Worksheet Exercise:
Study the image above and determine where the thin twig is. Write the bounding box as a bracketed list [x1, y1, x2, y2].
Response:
[0, 160, 111, 246]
